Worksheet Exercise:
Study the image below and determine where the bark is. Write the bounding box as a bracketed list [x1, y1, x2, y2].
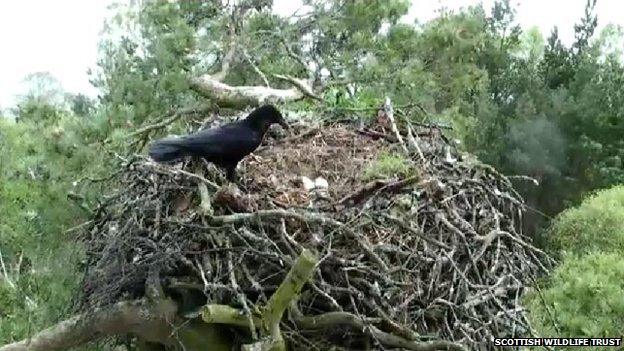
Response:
[189, 75, 310, 109]
[0, 299, 178, 351]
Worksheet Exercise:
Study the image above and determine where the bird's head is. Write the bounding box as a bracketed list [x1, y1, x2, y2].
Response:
[246, 104, 289, 132]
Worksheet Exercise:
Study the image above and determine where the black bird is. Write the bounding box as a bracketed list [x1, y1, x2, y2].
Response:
[148, 104, 288, 181]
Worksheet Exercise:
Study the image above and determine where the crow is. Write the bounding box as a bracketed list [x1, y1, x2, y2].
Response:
[148, 104, 288, 182]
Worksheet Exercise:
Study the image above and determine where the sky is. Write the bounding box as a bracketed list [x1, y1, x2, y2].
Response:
[1, 0, 623, 110]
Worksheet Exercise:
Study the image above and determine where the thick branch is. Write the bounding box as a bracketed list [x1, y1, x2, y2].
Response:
[200, 250, 318, 351]
[202, 304, 261, 328]
[189, 75, 309, 109]
[0, 299, 177, 351]
[262, 249, 318, 338]
[292, 312, 466, 351]
[189, 9, 319, 108]
[272, 74, 322, 101]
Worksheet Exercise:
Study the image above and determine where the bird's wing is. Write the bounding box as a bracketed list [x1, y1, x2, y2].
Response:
[177, 123, 261, 160]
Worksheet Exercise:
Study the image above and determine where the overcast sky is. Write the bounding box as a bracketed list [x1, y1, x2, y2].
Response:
[1, 0, 623, 109]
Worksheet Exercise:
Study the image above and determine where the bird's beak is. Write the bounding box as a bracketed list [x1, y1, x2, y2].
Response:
[279, 120, 290, 130]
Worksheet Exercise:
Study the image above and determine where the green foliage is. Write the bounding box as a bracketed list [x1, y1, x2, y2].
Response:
[363, 152, 413, 180]
[525, 252, 624, 341]
[93, 0, 198, 128]
[549, 185, 624, 256]
[14, 99, 64, 125]
[0, 103, 110, 345]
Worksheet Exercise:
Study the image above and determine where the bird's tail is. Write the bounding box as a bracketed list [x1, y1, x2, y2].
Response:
[148, 138, 186, 162]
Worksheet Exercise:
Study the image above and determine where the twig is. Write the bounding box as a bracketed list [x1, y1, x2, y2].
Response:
[210, 209, 388, 272]
[243, 49, 270, 87]
[226, 237, 258, 340]
[0, 248, 15, 289]
[383, 97, 408, 154]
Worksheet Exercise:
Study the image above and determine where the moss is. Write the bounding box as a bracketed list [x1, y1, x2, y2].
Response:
[362, 151, 414, 180]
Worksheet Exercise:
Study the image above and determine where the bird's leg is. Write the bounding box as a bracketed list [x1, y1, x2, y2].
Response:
[226, 167, 236, 182]
[225, 164, 247, 191]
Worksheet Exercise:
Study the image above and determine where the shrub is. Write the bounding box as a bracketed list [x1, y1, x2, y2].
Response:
[549, 185, 624, 255]
[0, 115, 106, 345]
[525, 252, 624, 343]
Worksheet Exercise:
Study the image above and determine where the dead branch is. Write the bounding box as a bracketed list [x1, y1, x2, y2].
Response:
[272, 74, 322, 101]
[0, 299, 177, 351]
[383, 97, 409, 154]
[188, 8, 320, 108]
[189, 76, 310, 108]
[128, 104, 213, 139]
[243, 49, 270, 87]
[213, 25, 238, 82]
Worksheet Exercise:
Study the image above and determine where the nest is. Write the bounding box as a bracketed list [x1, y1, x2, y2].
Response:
[78, 118, 550, 350]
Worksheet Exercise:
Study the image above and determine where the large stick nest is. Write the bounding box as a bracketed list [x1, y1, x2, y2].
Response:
[78, 112, 551, 350]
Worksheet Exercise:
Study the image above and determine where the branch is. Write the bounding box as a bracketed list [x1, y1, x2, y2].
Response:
[272, 74, 322, 101]
[243, 49, 270, 87]
[209, 209, 388, 272]
[383, 97, 408, 154]
[0, 248, 15, 289]
[334, 175, 420, 209]
[277, 34, 309, 73]
[406, 124, 426, 163]
[195, 165, 214, 216]
[0, 299, 177, 351]
[202, 304, 261, 328]
[213, 24, 238, 82]
[200, 250, 319, 351]
[128, 104, 213, 139]
[292, 312, 467, 351]
[199, 304, 466, 351]
[189, 75, 310, 109]
[100, 104, 213, 145]
[262, 249, 317, 338]
[384, 214, 452, 250]
[188, 18, 321, 108]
